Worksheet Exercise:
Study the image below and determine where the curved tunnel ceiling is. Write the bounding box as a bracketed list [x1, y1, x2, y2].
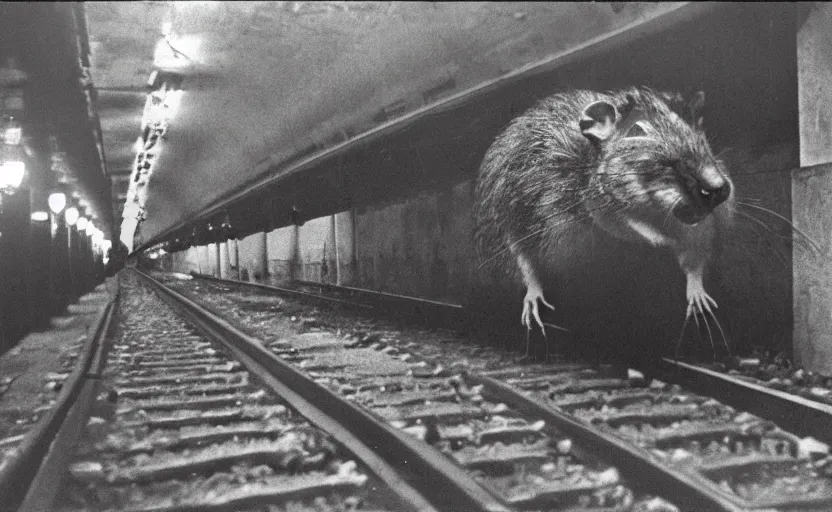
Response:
[84, 1, 687, 251]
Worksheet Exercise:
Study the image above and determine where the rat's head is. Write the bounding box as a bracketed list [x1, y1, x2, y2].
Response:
[581, 88, 732, 226]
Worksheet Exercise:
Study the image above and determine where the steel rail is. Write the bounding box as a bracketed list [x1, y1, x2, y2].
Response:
[189, 272, 376, 311]
[660, 358, 832, 447]
[291, 279, 469, 328]
[293, 278, 465, 310]
[136, 269, 511, 512]
[191, 273, 571, 333]
[0, 280, 119, 512]
[467, 374, 748, 512]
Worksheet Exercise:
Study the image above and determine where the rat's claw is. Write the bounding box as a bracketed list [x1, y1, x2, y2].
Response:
[685, 271, 718, 318]
[532, 303, 544, 332]
[522, 288, 553, 333]
[687, 290, 717, 318]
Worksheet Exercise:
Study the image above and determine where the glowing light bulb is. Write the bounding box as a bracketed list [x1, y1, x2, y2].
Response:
[65, 207, 79, 225]
[48, 192, 66, 214]
[0, 161, 25, 191]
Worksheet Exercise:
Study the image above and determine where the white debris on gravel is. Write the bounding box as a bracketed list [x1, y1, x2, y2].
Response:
[799, 437, 830, 459]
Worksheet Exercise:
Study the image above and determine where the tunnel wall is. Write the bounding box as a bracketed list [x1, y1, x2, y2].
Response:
[266, 226, 294, 281]
[794, 2, 832, 372]
[354, 181, 476, 304]
[297, 216, 336, 284]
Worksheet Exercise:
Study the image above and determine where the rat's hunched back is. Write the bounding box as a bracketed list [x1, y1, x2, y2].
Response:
[474, 87, 734, 334]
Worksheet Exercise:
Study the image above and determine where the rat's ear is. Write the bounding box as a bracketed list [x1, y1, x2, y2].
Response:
[580, 101, 619, 142]
[689, 91, 705, 129]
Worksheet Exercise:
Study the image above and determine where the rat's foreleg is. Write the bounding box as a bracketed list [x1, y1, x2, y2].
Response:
[676, 246, 730, 354]
[676, 249, 717, 318]
[514, 250, 554, 332]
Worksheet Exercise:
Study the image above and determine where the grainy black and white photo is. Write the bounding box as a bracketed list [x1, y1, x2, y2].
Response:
[0, 2, 830, 511]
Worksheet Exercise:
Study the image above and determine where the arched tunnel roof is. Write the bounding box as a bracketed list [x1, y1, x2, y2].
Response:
[85, 1, 705, 253]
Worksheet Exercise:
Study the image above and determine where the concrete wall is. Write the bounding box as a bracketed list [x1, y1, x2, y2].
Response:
[794, 3, 832, 372]
[197, 245, 212, 275]
[335, 210, 356, 285]
[266, 226, 296, 283]
[355, 181, 475, 304]
[237, 232, 267, 281]
[711, 142, 797, 355]
[799, 3, 832, 168]
[297, 216, 336, 283]
[793, 164, 832, 371]
[170, 248, 200, 274]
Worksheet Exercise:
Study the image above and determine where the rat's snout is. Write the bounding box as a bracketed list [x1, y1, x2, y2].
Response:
[694, 165, 731, 209]
[673, 163, 731, 225]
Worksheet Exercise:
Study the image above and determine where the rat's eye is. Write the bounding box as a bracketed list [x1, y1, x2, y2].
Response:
[624, 122, 650, 138]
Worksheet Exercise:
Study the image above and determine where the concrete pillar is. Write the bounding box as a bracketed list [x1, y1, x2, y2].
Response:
[290, 224, 300, 281]
[185, 247, 199, 274]
[266, 227, 295, 282]
[197, 245, 211, 275]
[326, 215, 337, 284]
[239, 232, 268, 281]
[220, 242, 231, 279]
[794, 2, 832, 371]
[257, 232, 268, 280]
[298, 217, 332, 283]
[211, 243, 222, 277]
[230, 239, 238, 267]
[335, 210, 356, 285]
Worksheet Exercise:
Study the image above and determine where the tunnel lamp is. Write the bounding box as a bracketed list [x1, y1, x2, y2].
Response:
[65, 207, 79, 226]
[149, 252, 159, 260]
[48, 192, 67, 214]
[31, 211, 48, 222]
[3, 118, 22, 145]
[0, 160, 25, 194]
[76, 216, 88, 231]
[163, 89, 183, 118]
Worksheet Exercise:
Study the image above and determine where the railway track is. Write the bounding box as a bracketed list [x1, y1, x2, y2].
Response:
[172, 272, 832, 512]
[156, 272, 683, 511]
[4, 268, 831, 511]
[6, 272, 447, 512]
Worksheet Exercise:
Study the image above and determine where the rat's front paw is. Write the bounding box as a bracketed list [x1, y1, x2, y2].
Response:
[522, 287, 555, 332]
[686, 280, 718, 318]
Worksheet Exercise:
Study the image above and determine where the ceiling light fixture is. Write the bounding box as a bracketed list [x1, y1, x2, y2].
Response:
[31, 211, 49, 222]
[65, 207, 79, 226]
[48, 192, 67, 214]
